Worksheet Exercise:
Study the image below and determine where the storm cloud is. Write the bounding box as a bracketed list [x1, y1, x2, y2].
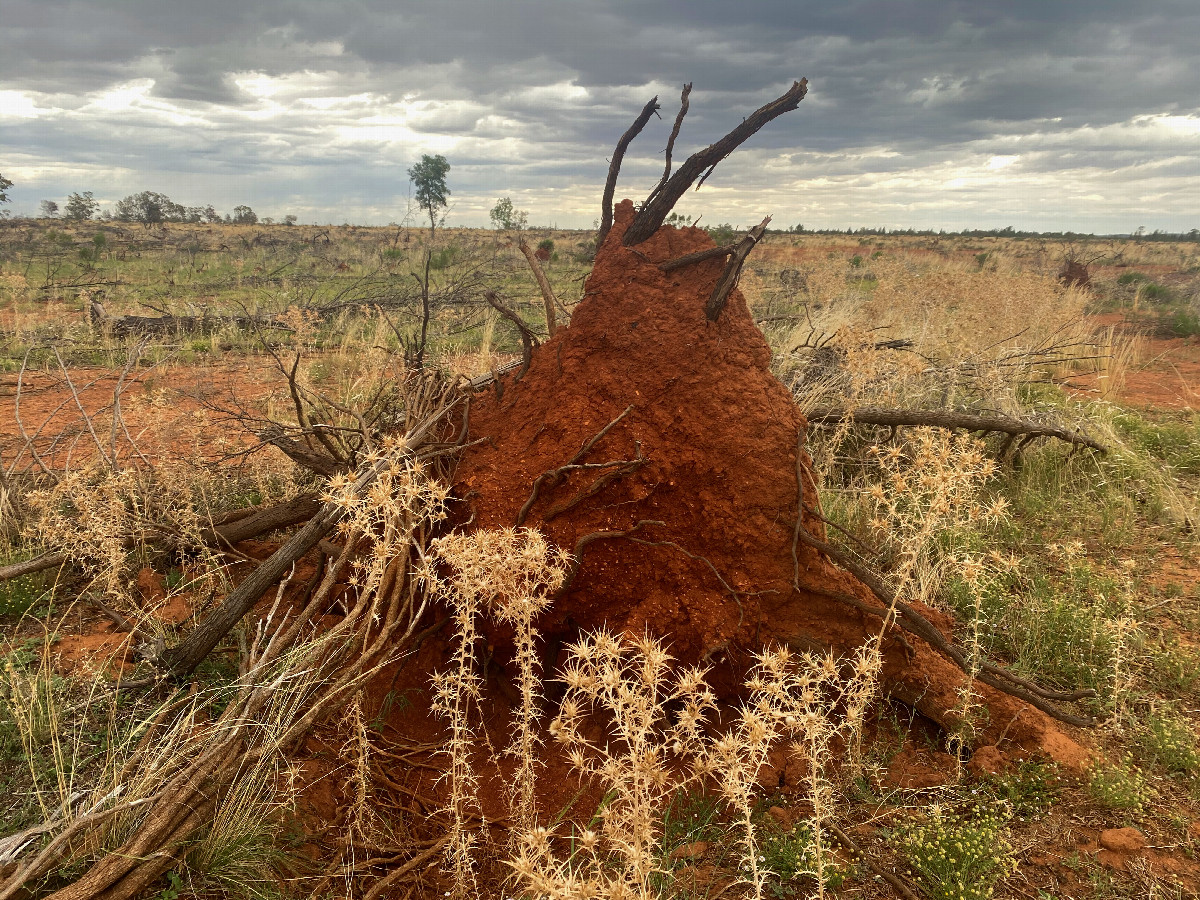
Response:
[1, 0, 1197, 231]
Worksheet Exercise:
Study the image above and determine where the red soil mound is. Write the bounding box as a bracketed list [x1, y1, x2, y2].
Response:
[455, 200, 1084, 765]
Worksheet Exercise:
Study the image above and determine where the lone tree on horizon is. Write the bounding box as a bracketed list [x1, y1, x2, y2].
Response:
[408, 153, 450, 238]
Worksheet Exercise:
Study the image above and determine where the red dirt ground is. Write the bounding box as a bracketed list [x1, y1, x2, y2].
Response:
[1122, 334, 1200, 409]
[0, 360, 273, 469]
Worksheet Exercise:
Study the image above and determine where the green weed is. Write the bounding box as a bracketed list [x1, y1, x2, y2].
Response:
[754, 815, 849, 897]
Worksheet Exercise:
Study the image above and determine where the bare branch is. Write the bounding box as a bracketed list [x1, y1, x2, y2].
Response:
[807, 406, 1107, 455]
[598, 95, 661, 247]
[644, 83, 692, 209]
[624, 79, 807, 246]
[484, 291, 539, 381]
[706, 217, 771, 321]
[518, 237, 560, 337]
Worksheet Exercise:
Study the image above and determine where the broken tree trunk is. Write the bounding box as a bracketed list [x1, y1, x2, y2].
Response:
[707, 217, 771, 321]
[597, 95, 661, 247]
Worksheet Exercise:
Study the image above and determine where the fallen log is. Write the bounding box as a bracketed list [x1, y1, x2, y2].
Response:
[807, 405, 1107, 455]
[0, 550, 68, 582]
[258, 424, 348, 478]
[88, 300, 283, 337]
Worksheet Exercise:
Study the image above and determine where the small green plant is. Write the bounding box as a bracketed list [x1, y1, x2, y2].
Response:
[1168, 306, 1200, 337]
[889, 804, 1017, 900]
[1087, 755, 1151, 813]
[1136, 707, 1200, 776]
[0, 569, 48, 619]
[756, 817, 849, 897]
[1141, 281, 1173, 302]
[979, 759, 1061, 820]
[1150, 639, 1200, 699]
[429, 244, 460, 269]
[165, 567, 186, 591]
[155, 870, 183, 900]
[659, 787, 723, 852]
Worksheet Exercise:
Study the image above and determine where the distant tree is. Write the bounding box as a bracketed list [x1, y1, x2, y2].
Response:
[202, 206, 221, 224]
[231, 205, 258, 225]
[0, 173, 12, 204]
[40, 200, 59, 218]
[114, 191, 185, 227]
[406, 153, 451, 369]
[665, 211, 693, 227]
[64, 191, 99, 220]
[183, 206, 206, 223]
[489, 196, 527, 230]
[283, 214, 298, 226]
[408, 153, 450, 237]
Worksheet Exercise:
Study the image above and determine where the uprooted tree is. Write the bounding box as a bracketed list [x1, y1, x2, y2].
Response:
[0, 79, 1104, 900]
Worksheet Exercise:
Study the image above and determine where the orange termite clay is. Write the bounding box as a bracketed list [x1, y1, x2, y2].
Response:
[452, 199, 1088, 773]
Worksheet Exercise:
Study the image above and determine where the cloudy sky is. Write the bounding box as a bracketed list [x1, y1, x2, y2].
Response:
[2, 1, 1197, 232]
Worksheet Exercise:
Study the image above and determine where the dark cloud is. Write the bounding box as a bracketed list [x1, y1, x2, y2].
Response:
[1, 1, 1197, 230]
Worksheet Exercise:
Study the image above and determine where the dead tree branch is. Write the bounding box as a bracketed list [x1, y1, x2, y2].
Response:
[484, 290, 539, 382]
[515, 405, 635, 527]
[259, 424, 348, 478]
[543, 445, 646, 521]
[644, 83, 693, 210]
[598, 96, 661, 247]
[706, 217, 771, 322]
[807, 406, 1107, 455]
[658, 244, 737, 273]
[0, 550, 68, 582]
[623, 79, 807, 246]
[0, 495, 321, 586]
[156, 398, 459, 679]
[554, 520, 665, 598]
[518, 238, 560, 337]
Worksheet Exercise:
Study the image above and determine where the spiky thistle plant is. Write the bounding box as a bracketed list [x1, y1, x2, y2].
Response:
[429, 526, 569, 896]
[743, 644, 882, 899]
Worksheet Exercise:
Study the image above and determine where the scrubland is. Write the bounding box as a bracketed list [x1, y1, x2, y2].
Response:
[2, 218, 1200, 899]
